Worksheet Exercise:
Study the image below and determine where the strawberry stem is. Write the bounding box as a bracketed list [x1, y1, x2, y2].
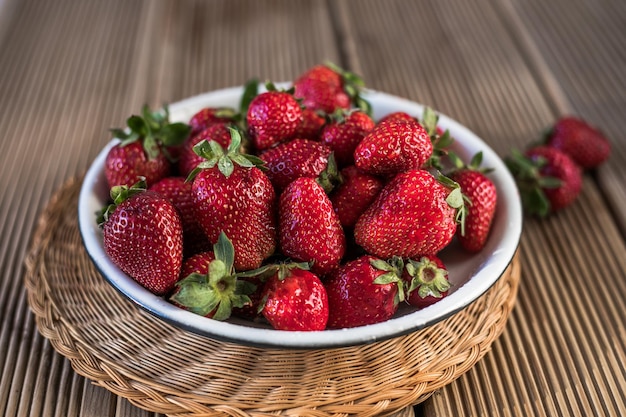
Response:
[169, 232, 255, 320]
[186, 127, 266, 181]
[405, 257, 450, 300]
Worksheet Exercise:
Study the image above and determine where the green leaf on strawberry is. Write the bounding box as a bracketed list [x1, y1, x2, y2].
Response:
[371, 256, 405, 304]
[436, 171, 470, 236]
[405, 257, 450, 300]
[97, 177, 148, 226]
[324, 61, 372, 116]
[169, 232, 255, 321]
[110, 104, 190, 161]
[187, 127, 265, 181]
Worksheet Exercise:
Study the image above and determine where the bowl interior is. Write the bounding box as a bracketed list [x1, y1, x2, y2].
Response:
[78, 86, 522, 349]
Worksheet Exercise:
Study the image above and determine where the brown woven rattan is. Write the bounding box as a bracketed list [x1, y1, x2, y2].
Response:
[24, 177, 521, 417]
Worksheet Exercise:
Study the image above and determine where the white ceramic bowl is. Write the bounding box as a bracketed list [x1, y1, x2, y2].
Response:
[78, 86, 522, 349]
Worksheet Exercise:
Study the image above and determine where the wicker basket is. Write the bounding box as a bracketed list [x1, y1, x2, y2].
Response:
[24, 177, 521, 417]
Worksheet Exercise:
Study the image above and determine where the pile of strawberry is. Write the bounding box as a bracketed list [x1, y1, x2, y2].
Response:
[97, 63, 502, 331]
[505, 117, 611, 216]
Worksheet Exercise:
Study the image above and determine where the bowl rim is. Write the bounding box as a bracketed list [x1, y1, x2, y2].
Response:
[78, 85, 523, 349]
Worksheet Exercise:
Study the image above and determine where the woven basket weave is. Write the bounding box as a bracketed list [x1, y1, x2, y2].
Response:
[24, 177, 521, 417]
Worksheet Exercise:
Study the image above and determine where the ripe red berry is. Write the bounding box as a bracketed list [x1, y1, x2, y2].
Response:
[354, 169, 460, 258]
[99, 182, 183, 296]
[402, 255, 450, 309]
[326, 255, 404, 329]
[545, 116, 611, 169]
[261, 266, 329, 331]
[247, 90, 302, 150]
[354, 119, 433, 176]
[278, 177, 346, 276]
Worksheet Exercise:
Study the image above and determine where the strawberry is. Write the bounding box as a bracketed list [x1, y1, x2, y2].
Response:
[330, 165, 384, 228]
[402, 255, 450, 309]
[189, 128, 277, 270]
[149, 176, 211, 257]
[545, 116, 611, 169]
[188, 106, 236, 137]
[259, 139, 339, 192]
[278, 177, 346, 276]
[178, 123, 232, 178]
[106, 105, 190, 188]
[169, 233, 256, 320]
[98, 179, 183, 296]
[294, 62, 372, 115]
[294, 64, 348, 113]
[506, 145, 582, 216]
[448, 152, 497, 253]
[326, 255, 404, 329]
[320, 110, 375, 167]
[354, 119, 433, 176]
[292, 108, 327, 141]
[246, 86, 302, 151]
[259, 263, 329, 331]
[354, 169, 465, 258]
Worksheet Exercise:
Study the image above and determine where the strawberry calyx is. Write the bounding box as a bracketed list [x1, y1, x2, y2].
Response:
[237, 260, 311, 282]
[186, 126, 265, 180]
[420, 107, 454, 171]
[110, 104, 191, 161]
[504, 149, 562, 217]
[97, 178, 148, 226]
[370, 256, 406, 305]
[405, 257, 450, 300]
[169, 232, 256, 320]
[447, 151, 494, 175]
[316, 152, 343, 194]
[436, 172, 470, 236]
[324, 61, 372, 117]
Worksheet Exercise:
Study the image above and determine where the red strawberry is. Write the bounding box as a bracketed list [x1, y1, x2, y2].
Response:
[278, 177, 346, 276]
[293, 65, 350, 114]
[188, 106, 236, 137]
[354, 169, 464, 258]
[448, 152, 497, 253]
[260, 263, 329, 331]
[104, 106, 189, 188]
[506, 146, 582, 216]
[106, 105, 190, 188]
[354, 119, 433, 176]
[545, 116, 611, 169]
[190, 128, 277, 270]
[149, 176, 211, 257]
[260, 139, 338, 192]
[105, 141, 171, 188]
[292, 108, 327, 141]
[169, 233, 256, 320]
[326, 255, 404, 329]
[402, 255, 450, 309]
[246, 87, 302, 150]
[330, 165, 384, 228]
[293, 62, 371, 115]
[178, 123, 232, 178]
[321, 110, 375, 167]
[98, 179, 183, 296]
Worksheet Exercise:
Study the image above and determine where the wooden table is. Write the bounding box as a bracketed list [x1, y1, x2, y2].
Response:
[1, 0, 625, 416]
